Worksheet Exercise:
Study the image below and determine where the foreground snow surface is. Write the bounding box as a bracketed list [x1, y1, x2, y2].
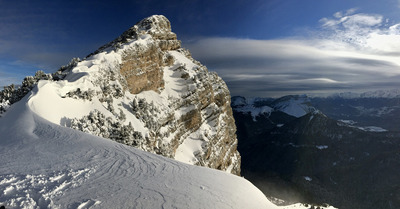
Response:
[0, 95, 317, 209]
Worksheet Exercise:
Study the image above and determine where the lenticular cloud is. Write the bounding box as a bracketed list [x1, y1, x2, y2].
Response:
[186, 9, 400, 97]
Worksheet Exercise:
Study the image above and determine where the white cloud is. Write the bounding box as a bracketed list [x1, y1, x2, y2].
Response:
[319, 10, 400, 54]
[185, 10, 400, 97]
[333, 8, 358, 19]
[345, 8, 358, 15]
[300, 78, 343, 84]
[186, 37, 400, 97]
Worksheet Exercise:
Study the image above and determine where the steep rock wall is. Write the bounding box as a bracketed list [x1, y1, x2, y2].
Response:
[115, 15, 241, 175]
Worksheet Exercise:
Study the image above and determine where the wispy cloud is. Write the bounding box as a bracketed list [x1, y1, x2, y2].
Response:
[185, 10, 400, 97]
[0, 37, 79, 86]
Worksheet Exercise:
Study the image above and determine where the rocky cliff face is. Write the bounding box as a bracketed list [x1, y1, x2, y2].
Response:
[118, 16, 180, 94]
[16, 15, 240, 175]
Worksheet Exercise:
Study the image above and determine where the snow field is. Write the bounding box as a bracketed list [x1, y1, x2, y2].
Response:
[0, 101, 275, 208]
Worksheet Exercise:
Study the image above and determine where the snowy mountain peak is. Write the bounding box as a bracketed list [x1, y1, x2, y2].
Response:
[271, 95, 315, 118]
[136, 15, 174, 35]
[0, 15, 240, 175]
[90, 15, 180, 58]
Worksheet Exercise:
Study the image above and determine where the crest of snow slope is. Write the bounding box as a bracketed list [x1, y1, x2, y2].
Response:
[25, 15, 241, 175]
[0, 92, 337, 209]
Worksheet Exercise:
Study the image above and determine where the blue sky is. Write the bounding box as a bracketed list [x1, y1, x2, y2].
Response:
[1, 0, 400, 97]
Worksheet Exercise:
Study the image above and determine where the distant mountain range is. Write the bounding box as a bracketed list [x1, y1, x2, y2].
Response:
[232, 94, 400, 209]
[329, 89, 400, 99]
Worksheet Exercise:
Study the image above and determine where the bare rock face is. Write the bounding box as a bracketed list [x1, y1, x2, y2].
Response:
[120, 44, 165, 94]
[63, 15, 241, 175]
[119, 15, 180, 94]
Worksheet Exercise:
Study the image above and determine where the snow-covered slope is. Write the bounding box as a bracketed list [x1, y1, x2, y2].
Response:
[0, 94, 267, 208]
[0, 87, 333, 208]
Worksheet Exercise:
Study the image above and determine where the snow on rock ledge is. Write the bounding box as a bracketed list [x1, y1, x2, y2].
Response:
[27, 15, 241, 175]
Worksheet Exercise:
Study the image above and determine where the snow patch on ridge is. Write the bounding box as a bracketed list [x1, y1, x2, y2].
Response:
[234, 105, 273, 121]
[357, 126, 387, 132]
[338, 119, 387, 132]
[175, 133, 204, 164]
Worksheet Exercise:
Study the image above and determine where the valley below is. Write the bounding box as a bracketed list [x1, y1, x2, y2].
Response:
[232, 94, 400, 209]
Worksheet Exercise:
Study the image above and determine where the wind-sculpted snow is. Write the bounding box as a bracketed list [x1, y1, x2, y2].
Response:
[0, 97, 281, 208]
[0, 169, 97, 208]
